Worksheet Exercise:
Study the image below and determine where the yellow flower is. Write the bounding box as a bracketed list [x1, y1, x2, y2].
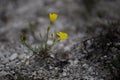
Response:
[49, 13, 58, 24]
[57, 32, 68, 40]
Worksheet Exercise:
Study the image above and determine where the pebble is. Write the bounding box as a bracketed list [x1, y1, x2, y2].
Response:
[0, 71, 8, 76]
[62, 72, 67, 76]
[0, 65, 4, 71]
[47, 40, 53, 46]
[82, 63, 89, 69]
[59, 44, 64, 48]
[74, 59, 79, 65]
[89, 77, 95, 80]
[9, 53, 18, 60]
[18, 54, 26, 59]
[88, 67, 93, 72]
[69, 59, 78, 66]
[49, 66, 53, 69]
[64, 46, 71, 51]
[55, 67, 58, 70]
[50, 54, 55, 58]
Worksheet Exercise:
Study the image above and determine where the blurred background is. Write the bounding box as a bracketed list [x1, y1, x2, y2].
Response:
[1, 0, 120, 42]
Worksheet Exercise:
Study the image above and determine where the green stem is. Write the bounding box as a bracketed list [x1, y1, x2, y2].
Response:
[45, 25, 51, 50]
[39, 32, 44, 51]
[49, 39, 58, 51]
[22, 41, 36, 54]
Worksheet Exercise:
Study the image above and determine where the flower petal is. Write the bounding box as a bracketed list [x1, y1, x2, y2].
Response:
[49, 13, 58, 24]
[57, 32, 68, 40]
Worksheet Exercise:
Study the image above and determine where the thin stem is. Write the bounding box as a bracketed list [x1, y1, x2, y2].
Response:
[31, 30, 39, 42]
[39, 32, 44, 51]
[22, 41, 36, 54]
[49, 39, 58, 51]
[45, 25, 51, 50]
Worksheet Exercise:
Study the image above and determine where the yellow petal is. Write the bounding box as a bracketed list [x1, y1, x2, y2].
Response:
[49, 13, 58, 23]
[57, 32, 68, 40]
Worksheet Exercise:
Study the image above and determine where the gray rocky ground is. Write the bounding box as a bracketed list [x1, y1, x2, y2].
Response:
[0, 0, 120, 80]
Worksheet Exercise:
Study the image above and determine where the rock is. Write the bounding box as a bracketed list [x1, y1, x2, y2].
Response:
[0, 71, 8, 77]
[82, 63, 89, 69]
[69, 59, 78, 66]
[9, 53, 18, 60]
[62, 72, 67, 76]
[47, 40, 53, 46]
[49, 66, 53, 69]
[74, 59, 79, 65]
[18, 54, 26, 59]
[64, 46, 71, 51]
